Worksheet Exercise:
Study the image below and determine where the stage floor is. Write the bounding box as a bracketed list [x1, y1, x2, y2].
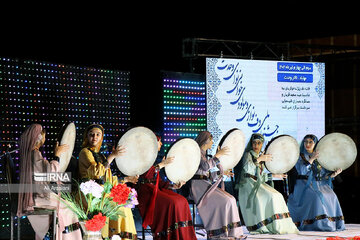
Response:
[139, 224, 360, 239]
[243, 224, 360, 240]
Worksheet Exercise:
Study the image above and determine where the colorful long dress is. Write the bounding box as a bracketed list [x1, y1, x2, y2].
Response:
[235, 151, 298, 234]
[78, 147, 137, 239]
[23, 150, 82, 240]
[287, 153, 345, 231]
[137, 165, 197, 239]
[189, 149, 243, 239]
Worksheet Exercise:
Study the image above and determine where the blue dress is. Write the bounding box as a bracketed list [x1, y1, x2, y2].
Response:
[287, 153, 345, 231]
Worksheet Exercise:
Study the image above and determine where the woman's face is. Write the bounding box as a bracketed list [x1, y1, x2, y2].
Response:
[41, 132, 46, 145]
[204, 137, 214, 150]
[252, 139, 263, 154]
[304, 137, 315, 153]
[87, 128, 103, 147]
[34, 131, 46, 149]
[157, 139, 162, 151]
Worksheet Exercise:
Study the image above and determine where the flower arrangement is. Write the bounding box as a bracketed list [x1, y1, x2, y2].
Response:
[123, 188, 138, 208]
[325, 237, 360, 240]
[59, 180, 138, 232]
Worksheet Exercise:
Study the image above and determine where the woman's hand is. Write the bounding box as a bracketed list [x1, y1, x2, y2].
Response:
[257, 154, 272, 163]
[172, 181, 185, 189]
[223, 169, 234, 177]
[330, 168, 342, 178]
[108, 145, 126, 162]
[54, 142, 69, 157]
[272, 173, 287, 179]
[158, 156, 175, 169]
[124, 175, 139, 184]
[214, 146, 230, 158]
[308, 151, 319, 164]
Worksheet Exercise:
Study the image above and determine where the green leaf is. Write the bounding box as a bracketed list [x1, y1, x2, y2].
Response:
[103, 181, 113, 194]
[91, 198, 101, 210]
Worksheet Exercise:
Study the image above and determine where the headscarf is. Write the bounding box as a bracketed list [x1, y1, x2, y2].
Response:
[194, 131, 212, 148]
[234, 133, 265, 185]
[244, 133, 265, 154]
[82, 124, 104, 152]
[297, 134, 327, 203]
[193, 131, 226, 209]
[300, 134, 318, 155]
[17, 123, 43, 216]
[289, 134, 319, 195]
[299, 134, 321, 174]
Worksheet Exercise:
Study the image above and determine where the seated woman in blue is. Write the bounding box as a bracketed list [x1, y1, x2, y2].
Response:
[287, 134, 345, 231]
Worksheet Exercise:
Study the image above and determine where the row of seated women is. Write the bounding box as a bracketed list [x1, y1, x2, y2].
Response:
[17, 123, 345, 240]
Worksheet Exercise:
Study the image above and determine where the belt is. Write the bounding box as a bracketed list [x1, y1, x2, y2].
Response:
[244, 173, 257, 181]
[62, 222, 80, 234]
[138, 178, 157, 185]
[297, 175, 308, 179]
[191, 175, 209, 181]
[297, 175, 325, 181]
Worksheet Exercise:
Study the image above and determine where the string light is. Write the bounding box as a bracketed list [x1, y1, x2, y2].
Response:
[0, 56, 131, 233]
[163, 77, 207, 152]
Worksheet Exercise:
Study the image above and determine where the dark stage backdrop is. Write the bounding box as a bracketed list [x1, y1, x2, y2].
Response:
[0, 56, 131, 238]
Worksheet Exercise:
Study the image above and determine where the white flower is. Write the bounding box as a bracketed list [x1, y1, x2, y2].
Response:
[79, 180, 104, 198]
[111, 235, 121, 240]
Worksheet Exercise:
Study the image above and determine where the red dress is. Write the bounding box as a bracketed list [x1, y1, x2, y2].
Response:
[137, 165, 197, 239]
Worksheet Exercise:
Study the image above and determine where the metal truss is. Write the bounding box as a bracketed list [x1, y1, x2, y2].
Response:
[182, 38, 360, 71]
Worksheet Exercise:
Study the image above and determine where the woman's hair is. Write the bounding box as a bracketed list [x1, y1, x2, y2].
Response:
[82, 124, 104, 152]
[194, 131, 212, 147]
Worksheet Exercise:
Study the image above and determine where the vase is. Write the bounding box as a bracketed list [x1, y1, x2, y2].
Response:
[79, 221, 103, 240]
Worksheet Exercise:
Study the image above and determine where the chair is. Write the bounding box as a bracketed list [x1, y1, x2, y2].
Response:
[17, 207, 57, 240]
[187, 198, 206, 237]
[141, 225, 152, 240]
[2, 145, 58, 240]
[133, 205, 151, 240]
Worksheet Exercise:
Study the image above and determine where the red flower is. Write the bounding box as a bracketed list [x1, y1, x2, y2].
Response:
[326, 237, 360, 240]
[85, 213, 107, 231]
[110, 183, 131, 205]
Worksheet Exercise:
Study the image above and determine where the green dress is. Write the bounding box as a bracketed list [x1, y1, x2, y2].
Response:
[235, 151, 299, 234]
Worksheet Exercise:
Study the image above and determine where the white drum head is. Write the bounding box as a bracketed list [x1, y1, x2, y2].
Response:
[115, 126, 158, 176]
[265, 135, 299, 174]
[218, 128, 246, 171]
[315, 132, 357, 171]
[58, 122, 76, 172]
[165, 138, 201, 183]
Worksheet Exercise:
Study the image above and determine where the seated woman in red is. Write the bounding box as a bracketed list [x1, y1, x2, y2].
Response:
[137, 135, 197, 240]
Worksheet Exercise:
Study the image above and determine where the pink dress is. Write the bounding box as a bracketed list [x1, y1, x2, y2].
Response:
[189, 150, 243, 239]
[26, 150, 82, 240]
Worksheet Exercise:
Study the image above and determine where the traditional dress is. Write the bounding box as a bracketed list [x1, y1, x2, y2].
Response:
[234, 133, 298, 234]
[137, 164, 197, 239]
[78, 147, 137, 239]
[287, 148, 345, 231]
[17, 124, 82, 240]
[189, 148, 243, 239]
